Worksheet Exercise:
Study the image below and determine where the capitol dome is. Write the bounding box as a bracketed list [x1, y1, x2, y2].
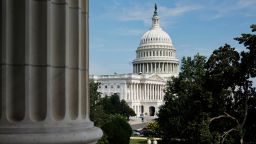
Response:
[140, 26, 173, 46]
[133, 4, 179, 79]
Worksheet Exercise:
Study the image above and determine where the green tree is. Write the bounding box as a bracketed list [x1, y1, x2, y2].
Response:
[89, 80, 102, 121]
[207, 25, 256, 144]
[100, 115, 132, 144]
[158, 25, 256, 144]
[89, 82, 135, 144]
[101, 93, 135, 119]
[120, 99, 136, 119]
[158, 54, 213, 144]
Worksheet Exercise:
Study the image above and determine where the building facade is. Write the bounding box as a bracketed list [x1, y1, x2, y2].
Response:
[91, 4, 179, 116]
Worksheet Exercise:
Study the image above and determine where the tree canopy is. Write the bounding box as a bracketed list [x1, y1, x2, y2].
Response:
[158, 24, 256, 144]
[89, 81, 136, 144]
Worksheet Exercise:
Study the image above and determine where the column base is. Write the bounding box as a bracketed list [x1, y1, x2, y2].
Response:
[0, 123, 102, 144]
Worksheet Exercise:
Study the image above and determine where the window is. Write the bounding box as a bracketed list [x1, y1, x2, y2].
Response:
[105, 85, 107, 88]
[117, 85, 120, 88]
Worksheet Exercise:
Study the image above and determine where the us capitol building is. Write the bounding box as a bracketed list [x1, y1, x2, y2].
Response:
[91, 4, 179, 117]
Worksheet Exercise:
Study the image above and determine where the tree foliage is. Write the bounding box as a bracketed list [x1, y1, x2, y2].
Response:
[158, 24, 256, 144]
[89, 81, 135, 144]
[100, 93, 136, 119]
[101, 115, 132, 144]
[158, 54, 213, 144]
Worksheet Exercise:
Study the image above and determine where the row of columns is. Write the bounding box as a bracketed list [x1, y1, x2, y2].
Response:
[127, 83, 165, 101]
[133, 105, 144, 115]
[133, 62, 178, 74]
[137, 49, 175, 58]
[0, 0, 102, 143]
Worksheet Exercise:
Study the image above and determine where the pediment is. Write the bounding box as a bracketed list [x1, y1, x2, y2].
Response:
[147, 74, 165, 82]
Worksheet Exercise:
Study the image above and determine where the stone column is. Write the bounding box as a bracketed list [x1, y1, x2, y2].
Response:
[140, 84, 142, 100]
[146, 63, 148, 73]
[137, 84, 140, 100]
[154, 85, 156, 100]
[143, 84, 145, 100]
[142, 63, 144, 73]
[167, 63, 168, 73]
[136, 83, 139, 100]
[137, 64, 139, 73]
[0, 0, 102, 143]
[150, 63, 152, 73]
[158, 63, 160, 73]
[148, 84, 150, 100]
[130, 83, 133, 100]
[158, 85, 161, 100]
[133, 83, 135, 100]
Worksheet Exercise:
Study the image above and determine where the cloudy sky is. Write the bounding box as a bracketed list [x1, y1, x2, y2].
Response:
[89, 0, 256, 75]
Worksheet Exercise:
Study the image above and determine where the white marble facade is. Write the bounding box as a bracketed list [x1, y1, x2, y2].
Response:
[91, 4, 179, 116]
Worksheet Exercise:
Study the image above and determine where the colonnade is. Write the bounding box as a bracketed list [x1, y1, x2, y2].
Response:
[136, 49, 175, 58]
[0, 0, 102, 143]
[133, 105, 144, 116]
[127, 83, 165, 101]
[133, 62, 178, 74]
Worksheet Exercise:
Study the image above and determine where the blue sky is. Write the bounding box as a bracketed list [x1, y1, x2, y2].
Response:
[89, 0, 256, 75]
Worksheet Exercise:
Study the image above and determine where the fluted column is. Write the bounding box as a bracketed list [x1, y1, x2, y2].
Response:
[48, 0, 67, 121]
[142, 63, 144, 73]
[164, 63, 167, 73]
[137, 64, 139, 73]
[148, 84, 150, 100]
[150, 84, 152, 100]
[0, 0, 102, 143]
[154, 63, 156, 73]
[158, 63, 161, 73]
[136, 83, 139, 100]
[146, 63, 148, 73]
[4, 0, 26, 122]
[130, 83, 133, 100]
[133, 83, 135, 100]
[28, 0, 48, 121]
[154, 85, 156, 100]
[66, 0, 79, 120]
[158, 85, 160, 100]
[153, 84, 155, 100]
[140, 84, 142, 100]
[150, 63, 152, 73]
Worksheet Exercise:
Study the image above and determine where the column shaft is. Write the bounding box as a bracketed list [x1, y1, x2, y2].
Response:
[66, 0, 79, 120]
[5, 0, 26, 121]
[29, 0, 48, 121]
[49, 0, 66, 121]
[79, 0, 89, 119]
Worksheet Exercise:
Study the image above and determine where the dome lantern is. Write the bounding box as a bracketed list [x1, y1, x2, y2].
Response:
[152, 3, 160, 29]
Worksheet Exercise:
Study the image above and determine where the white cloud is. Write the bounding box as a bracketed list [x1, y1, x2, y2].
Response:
[90, 63, 132, 75]
[238, 0, 256, 7]
[160, 4, 202, 17]
[101, 3, 202, 27]
[204, 0, 256, 20]
[94, 48, 135, 52]
[115, 28, 145, 36]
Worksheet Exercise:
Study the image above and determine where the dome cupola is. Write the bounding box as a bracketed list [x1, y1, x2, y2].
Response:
[139, 3, 173, 46]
